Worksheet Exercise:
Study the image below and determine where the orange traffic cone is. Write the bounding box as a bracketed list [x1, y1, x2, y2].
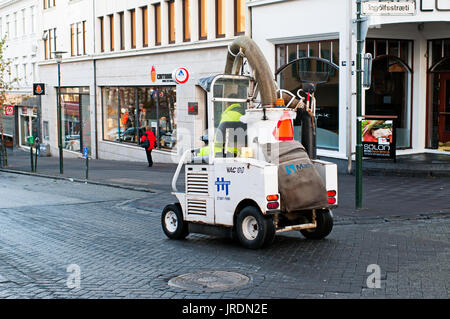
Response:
[273, 112, 294, 141]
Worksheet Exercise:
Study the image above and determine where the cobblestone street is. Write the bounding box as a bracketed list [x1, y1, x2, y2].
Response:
[0, 172, 448, 299]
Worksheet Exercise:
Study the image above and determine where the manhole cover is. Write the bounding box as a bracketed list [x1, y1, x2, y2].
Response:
[168, 271, 250, 292]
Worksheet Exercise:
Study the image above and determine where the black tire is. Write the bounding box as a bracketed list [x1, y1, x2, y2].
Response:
[236, 206, 275, 249]
[300, 209, 333, 240]
[161, 203, 189, 240]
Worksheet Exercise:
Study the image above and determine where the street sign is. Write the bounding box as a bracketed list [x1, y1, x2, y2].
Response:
[4, 106, 14, 116]
[33, 83, 46, 96]
[173, 67, 189, 84]
[83, 147, 89, 158]
[362, 1, 416, 16]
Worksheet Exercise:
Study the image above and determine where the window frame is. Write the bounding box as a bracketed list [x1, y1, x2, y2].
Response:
[215, 0, 225, 38]
[168, 0, 175, 44]
[183, 0, 191, 42]
[154, 3, 161, 46]
[234, 0, 245, 36]
[199, 0, 207, 40]
[142, 6, 149, 47]
[130, 9, 136, 49]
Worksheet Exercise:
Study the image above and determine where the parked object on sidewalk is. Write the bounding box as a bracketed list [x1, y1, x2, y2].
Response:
[162, 36, 338, 249]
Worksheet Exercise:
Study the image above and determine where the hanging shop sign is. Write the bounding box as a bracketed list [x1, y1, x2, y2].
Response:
[362, 119, 396, 159]
[188, 102, 198, 115]
[33, 83, 46, 96]
[3, 106, 14, 116]
[151, 66, 157, 82]
[362, 1, 416, 16]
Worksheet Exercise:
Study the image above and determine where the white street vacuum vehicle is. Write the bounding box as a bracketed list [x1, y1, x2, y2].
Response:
[162, 36, 338, 249]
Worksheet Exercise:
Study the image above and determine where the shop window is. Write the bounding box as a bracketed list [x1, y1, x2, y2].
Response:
[366, 39, 413, 149]
[287, 44, 297, 63]
[276, 40, 340, 150]
[60, 87, 90, 153]
[102, 86, 177, 151]
[103, 87, 119, 142]
[427, 39, 450, 151]
[43, 121, 49, 141]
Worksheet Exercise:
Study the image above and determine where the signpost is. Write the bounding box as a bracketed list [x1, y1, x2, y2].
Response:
[355, 0, 415, 209]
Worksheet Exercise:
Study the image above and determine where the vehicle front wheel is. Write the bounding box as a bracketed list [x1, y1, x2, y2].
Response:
[236, 206, 275, 249]
[300, 209, 333, 240]
[161, 203, 189, 240]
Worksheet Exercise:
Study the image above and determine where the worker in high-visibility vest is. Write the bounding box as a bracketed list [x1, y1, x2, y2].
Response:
[197, 102, 246, 157]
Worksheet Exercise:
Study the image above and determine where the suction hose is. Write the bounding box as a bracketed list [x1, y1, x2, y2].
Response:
[225, 36, 278, 107]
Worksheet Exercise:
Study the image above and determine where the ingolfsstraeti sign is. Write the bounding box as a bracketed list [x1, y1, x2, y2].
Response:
[362, 1, 416, 16]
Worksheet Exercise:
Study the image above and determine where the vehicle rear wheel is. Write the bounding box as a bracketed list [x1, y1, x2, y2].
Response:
[162, 203, 189, 240]
[236, 206, 275, 249]
[300, 209, 333, 240]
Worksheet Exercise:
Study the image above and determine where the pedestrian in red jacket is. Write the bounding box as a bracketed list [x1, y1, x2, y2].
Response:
[140, 127, 157, 167]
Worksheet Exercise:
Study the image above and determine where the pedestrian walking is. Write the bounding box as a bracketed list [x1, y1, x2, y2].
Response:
[140, 127, 157, 167]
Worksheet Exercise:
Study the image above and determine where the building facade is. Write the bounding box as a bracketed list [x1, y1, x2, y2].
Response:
[0, 0, 40, 149]
[38, 0, 250, 163]
[250, 0, 450, 159]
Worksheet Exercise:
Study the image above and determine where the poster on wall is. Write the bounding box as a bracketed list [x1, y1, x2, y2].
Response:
[362, 119, 396, 159]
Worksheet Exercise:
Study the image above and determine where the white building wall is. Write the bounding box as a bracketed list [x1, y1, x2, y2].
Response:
[250, 0, 450, 158]
[0, 0, 40, 94]
[37, 0, 251, 162]
[250, 0, 351, 158]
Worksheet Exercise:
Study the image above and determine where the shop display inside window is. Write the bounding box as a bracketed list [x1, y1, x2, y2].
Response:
[102, 86, 177, 151]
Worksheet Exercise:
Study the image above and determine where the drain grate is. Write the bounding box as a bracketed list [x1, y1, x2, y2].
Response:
[168, 271, 250, 292]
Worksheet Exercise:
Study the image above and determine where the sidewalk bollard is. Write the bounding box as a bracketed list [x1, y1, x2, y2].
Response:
[83, 147, 89, 180]
[34, 138, 40, 172]
[28, 136, 35, 173]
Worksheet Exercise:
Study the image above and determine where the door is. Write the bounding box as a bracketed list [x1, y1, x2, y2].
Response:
[439, 73, 450, 143]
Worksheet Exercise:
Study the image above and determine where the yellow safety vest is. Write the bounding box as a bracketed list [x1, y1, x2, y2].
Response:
[197, 103, 245, 156]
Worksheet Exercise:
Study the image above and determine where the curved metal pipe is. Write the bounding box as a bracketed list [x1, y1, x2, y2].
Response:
[225, 36, 277, 107]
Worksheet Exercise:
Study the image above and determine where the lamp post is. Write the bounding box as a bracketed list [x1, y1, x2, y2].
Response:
[53, 51, 67, 174]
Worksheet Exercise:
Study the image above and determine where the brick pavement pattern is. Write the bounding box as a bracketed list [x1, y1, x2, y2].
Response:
[0, 173, 448, 299]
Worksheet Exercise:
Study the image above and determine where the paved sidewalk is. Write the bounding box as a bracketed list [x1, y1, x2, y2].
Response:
[2, 148, 449, 221]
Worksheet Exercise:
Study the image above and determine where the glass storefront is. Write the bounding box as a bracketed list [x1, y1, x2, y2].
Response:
[60, 87, 91, 154]
[365, 39, 413, 149]
[276, 40, 340, 150]
[102, 86, 177, 151]
[19, 106, 38, 147]
[427, 39, 450, 152]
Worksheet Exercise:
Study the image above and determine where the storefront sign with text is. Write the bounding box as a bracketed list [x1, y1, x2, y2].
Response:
[362, 120, 396, 159]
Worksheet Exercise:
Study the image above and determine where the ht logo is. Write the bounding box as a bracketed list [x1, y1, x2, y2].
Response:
[215, 178, 231, 196]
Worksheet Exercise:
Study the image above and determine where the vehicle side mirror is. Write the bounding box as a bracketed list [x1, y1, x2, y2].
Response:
[363, 53, 373, 89]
